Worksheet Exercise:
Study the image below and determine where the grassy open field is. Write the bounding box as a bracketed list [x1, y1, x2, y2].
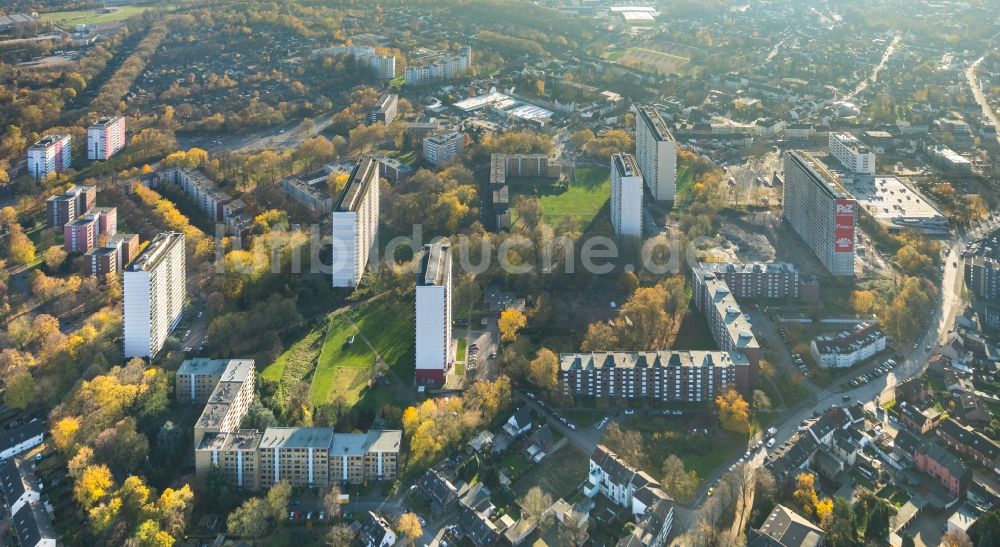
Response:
[618, 46, 690, 75]
[512, 445, 588, 499]
[38, 5, 177, 25]
[349, 296, 415, 384]
[260, 326, 322, 384]
[510, 166, 610, 231]
[309, 313, 376, 406]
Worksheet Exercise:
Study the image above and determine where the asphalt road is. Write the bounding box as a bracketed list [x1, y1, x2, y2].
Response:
[966, 56, 1000, 150]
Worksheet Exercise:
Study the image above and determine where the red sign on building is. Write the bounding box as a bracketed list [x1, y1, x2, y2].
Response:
[834, 199, 855, 252]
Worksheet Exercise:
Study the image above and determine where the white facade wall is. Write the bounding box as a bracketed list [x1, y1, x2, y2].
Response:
[415, 285, 449, 375]
[611, 154, 644, 238]
[123, 233, 185, 358]
[829, 133, 876, 175]
[0, 434, 43, 461]
[331, 212, 359, 287]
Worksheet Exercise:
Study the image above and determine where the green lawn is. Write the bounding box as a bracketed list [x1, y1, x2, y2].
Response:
[261, 326, 323, 384]
[512, 446, 588, 499]
[38, 5, 176, 25]
[384, 149, 417, 165]
[456, 338, 467, 362]
[510, 166, 610, 231]
[349, 296, 415, 384]
[310, 314, 377, 406]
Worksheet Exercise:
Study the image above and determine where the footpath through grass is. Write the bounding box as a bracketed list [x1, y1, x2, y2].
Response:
[349, 296, 415, 384]
[310, 313, 376, 406]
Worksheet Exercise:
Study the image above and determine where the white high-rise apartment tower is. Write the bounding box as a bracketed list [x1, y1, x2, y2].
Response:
[611, 153, 644, 238]
[331, 158, 381, 288]
[27, 134, 72, 181]
[87, 116, 126, 160]
[635, 105, 677, 201]
[123, 232, 186, 358]
[415, 242, 452, 386]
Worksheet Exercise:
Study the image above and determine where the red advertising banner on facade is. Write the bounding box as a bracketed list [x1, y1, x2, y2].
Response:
[834, 199, 855, 253]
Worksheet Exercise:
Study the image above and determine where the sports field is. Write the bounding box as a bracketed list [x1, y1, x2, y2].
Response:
[618, 46, 691, 75]
[38, 5, 176, 25]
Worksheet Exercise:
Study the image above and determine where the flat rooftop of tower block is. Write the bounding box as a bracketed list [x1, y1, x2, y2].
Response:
[418, 242, 450, 287]
[637, 105, 675, 142]
[334, 157, 379, 212]
[89, 116, 122, 128]
[126, 232, 183, 272]
[612, 153, 641, 178]
[787, 150, 849, 199]
[30, 134, 69, 148]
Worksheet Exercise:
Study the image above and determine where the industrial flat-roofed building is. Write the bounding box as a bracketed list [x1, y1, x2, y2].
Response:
[331, 157, 381, 288]
[559, 351, 750, 403]
[634, 105, 677, 201]
[611, 153, 643, 238]
[782, 151, 856, 276]
[27, 134, 72, 181]
[415, 242, 452, 385]
[123, 232, 186, 358]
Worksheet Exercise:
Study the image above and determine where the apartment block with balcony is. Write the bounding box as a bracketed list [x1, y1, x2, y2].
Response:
[123, 232, 186, 358]
[809, 322, 886, 369]
[368, 93, 399, 126]
[611, 153, 643, 238]
[691, 267, 761, 371]
[27, 134, 71, 181]
[828, 133, 875, 175]
[423, 131, 464, 166]
[782, 151, 856, 276]
[46, 185, 96, 228]
[192, 359, 256, 448]
[331, 157, 380, 288]
[415, 242, 452, 386]
[634, 105, 677, 201]
[559, 351, 750, 404]
[87, 116, 126, 160]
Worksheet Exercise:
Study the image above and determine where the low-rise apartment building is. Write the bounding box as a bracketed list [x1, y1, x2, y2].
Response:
[913, 441, 971, 497]
[936, 418, 1000, 468]
[587, 445, 674, 547]
[809, 322, 887, 368]
[694, 262, 813, 301]
[559, 351, 750, 404]
[84, 233, 139, 277]
[691, 266, 762, 372]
